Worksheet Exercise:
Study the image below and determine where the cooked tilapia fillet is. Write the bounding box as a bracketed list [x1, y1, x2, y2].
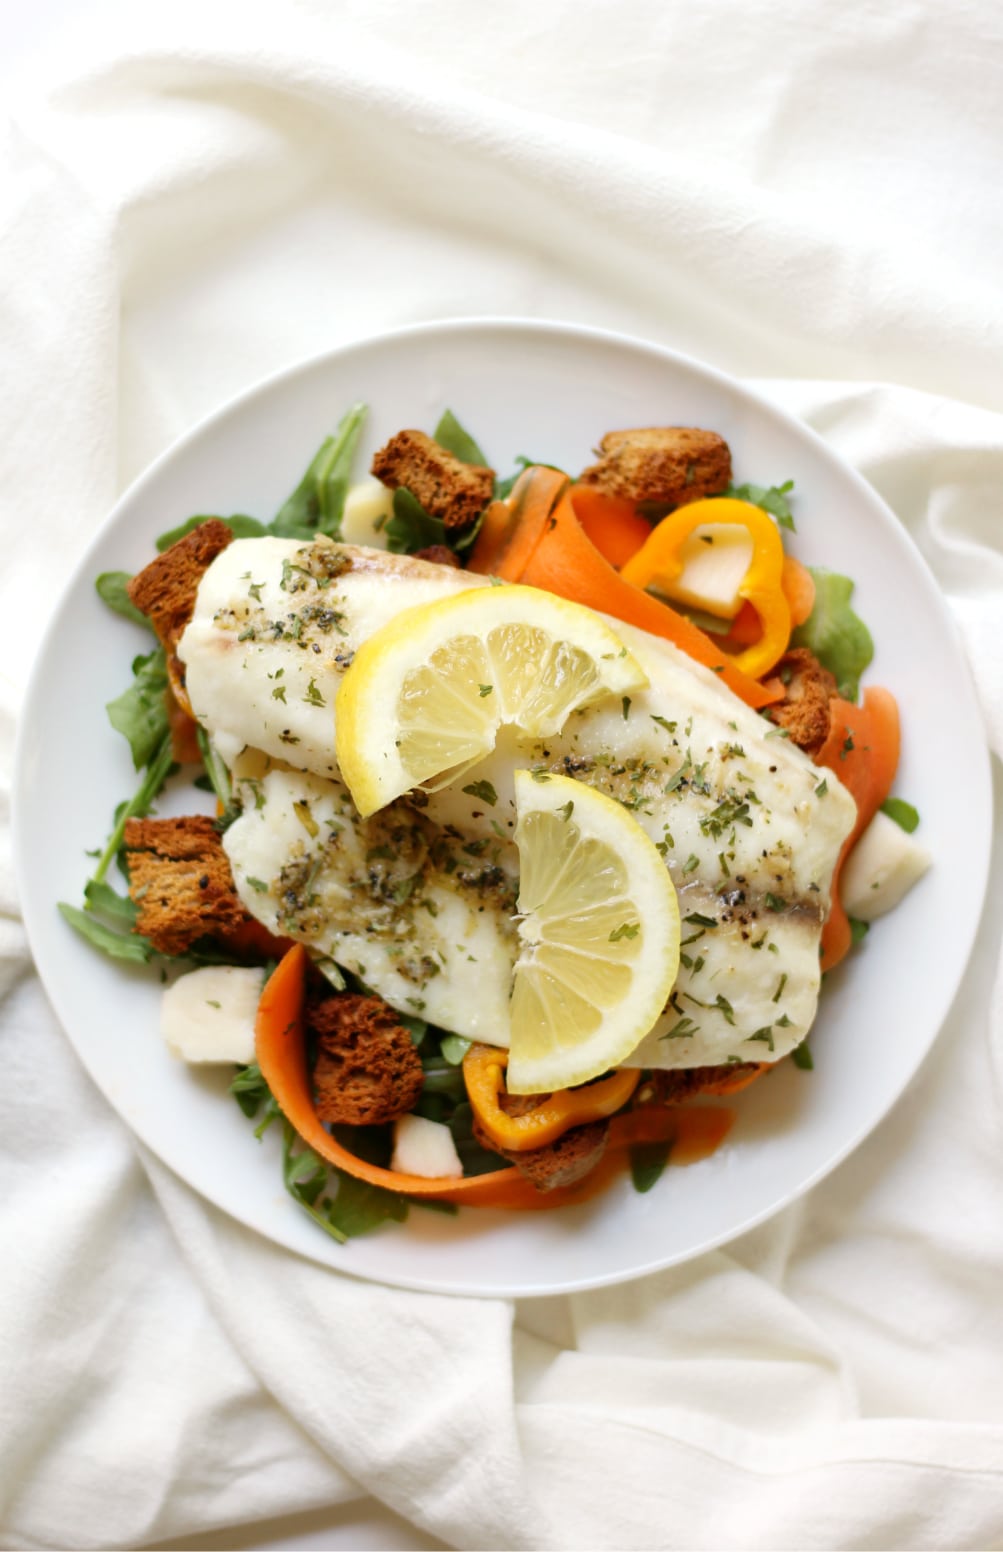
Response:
[179, 539, 856, 1069]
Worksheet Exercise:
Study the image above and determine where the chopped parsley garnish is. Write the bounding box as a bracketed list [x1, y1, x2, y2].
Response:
[881, 797, 920, 833]
[747, 1026, 775, 1051]
[661, 1016, 699, 1041]
[608, 922, 640, 942]
[462, 779, 498, 806]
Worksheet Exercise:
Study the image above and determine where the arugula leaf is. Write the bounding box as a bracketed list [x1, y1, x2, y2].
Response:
[439, 1034, 472, 1066]
[881, 797, 920, 834]
[397, 1012, 428, 1047]
[433, 409, 488, 467]
[790, 568, 874, 702]
[271, 403, 367, 540]
[155, 514, 268, 553]
[495, 456, 564, 500]
[280, 1121, 348, 1242]
[448, 1100, 508, 1176]
[58, 902, 152, 963]
[326, 1172, 409, 1238]
[95, 572, 153, 629]
[229, 1061, 271, 1119]
[195, 726, 239, 829]
[384, 487, 446, 553]
[89, 731, 176, 887]
[725, 479, 796, 532]
[83, 879, 138, 927]
[629, 1138, 673, 1193]
[849, 917, 870, 947]
[106, 647, 170, 770]
[790, 1041, 814, 1070]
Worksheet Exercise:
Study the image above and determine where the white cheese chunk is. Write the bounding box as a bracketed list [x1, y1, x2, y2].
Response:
[391, 1114, 463, 1178]
[655, 524, 754, 619]
[339, 480, 394, 549]
[840, 809, 931, 921]
[160, 965, 265, 1064]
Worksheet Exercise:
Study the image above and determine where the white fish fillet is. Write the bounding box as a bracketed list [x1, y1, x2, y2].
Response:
[179, 539, 856, 1069]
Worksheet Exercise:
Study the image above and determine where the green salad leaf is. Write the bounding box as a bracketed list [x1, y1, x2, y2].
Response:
[384, 487, 446, 553]
[790, 568, 874, 702]
[106, 648, 170, 770]
[326, 1173, 409, 1238]
[881, 797, 920, 833]
[58, 902, 153, 963]
[629, 1138, 673, 1193]
[725, 479, 796, 531]
[271, 403, 367, 541]
[95, 572, 153, 629]
[433, 408, 489, 467]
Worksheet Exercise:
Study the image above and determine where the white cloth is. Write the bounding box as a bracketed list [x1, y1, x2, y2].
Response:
[2, 3, 1002, 1548]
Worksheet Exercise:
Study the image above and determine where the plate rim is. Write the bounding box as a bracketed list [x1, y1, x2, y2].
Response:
[12, 314, 994, 1296]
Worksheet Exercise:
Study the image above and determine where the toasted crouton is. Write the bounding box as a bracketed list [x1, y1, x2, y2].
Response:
[370, 430, 494, 531]
[636, 1062, 767, 1104]
[127, 519, 233, 647]
[124, 815, 249, 956]
[309, 994, 425, 1126]
[471, 1107, 609, 1192]
[127, 519, 234, 719]
[578, 427, 732, 508]
[767, 647, 837, 758]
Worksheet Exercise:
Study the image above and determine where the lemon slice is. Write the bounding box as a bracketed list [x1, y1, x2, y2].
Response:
[507, 770, 680, 1094]
[335, 583, 647, 816]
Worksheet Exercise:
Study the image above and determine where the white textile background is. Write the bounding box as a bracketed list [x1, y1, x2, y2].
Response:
[2, 3, 1002, 1548]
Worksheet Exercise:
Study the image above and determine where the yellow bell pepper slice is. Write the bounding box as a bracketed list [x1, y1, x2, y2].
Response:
[620, 498, 792, 680]
[462, 1044, 640, 1152]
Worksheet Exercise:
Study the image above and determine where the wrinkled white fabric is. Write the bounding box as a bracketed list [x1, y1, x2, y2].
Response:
[1, 3, 1001, 1548]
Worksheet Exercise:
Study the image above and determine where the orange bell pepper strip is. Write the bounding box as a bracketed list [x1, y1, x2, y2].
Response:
[569, 485, 655, 569]
[468, 469, 779, 710]
[462, 1043, 640, 1151]
[726, 556, 816, 647]
[815, 687, 901, 971]
[619, 498, 791, 680]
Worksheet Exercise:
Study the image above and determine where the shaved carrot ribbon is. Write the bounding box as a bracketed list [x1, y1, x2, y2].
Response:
[255, 947, 732, 1210]
[816, 688, 901, 971]
[469, 468, 780, 709]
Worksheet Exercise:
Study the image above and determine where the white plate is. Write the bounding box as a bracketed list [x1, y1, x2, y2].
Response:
[14, 319, 990, 1298]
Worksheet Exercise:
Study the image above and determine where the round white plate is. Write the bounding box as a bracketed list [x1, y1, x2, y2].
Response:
[14, 319, 990, 1298]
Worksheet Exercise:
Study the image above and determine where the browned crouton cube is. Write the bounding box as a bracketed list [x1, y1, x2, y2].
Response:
[309, 994, 425, 1126]
[636, 1062, 767, 1104]
[127, 519, 233, 647]
[471, 1105, 609, 1192]
[371, 430, 494, 531]
[578, 427, 732, 508]
[124, 815, 249, 956]
[767, 647, 837, 758]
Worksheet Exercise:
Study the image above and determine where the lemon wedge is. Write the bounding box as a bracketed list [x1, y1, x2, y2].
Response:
[335, 584, 647, 816]
[506, 770, 680, 1094]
